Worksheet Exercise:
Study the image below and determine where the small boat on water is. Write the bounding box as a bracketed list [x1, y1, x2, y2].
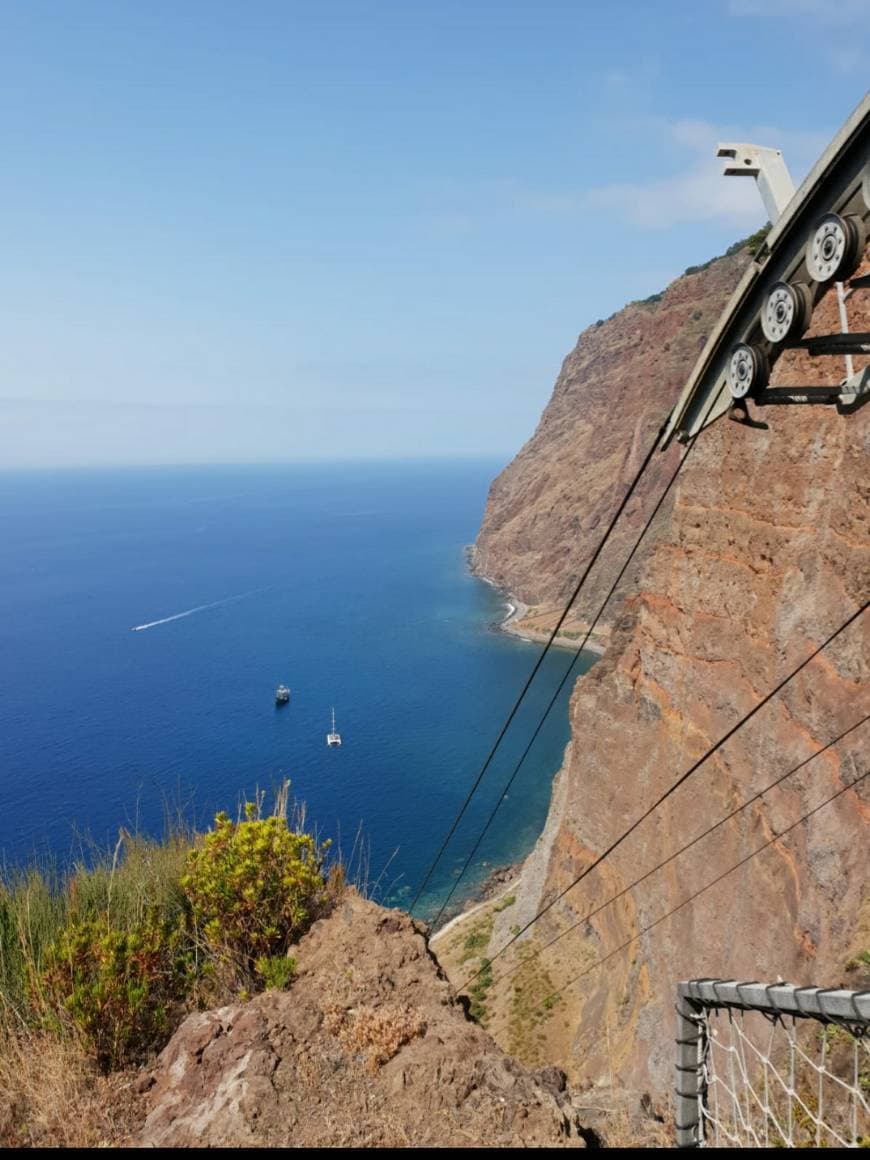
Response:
[326, 707, 341, 747]
[275, 684, 291, 706]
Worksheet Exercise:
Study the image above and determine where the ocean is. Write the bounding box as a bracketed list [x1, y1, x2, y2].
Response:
[0, 461, 595, 919]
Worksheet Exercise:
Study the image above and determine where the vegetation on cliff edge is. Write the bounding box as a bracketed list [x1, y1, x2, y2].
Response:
[0, 784, 334, 1078]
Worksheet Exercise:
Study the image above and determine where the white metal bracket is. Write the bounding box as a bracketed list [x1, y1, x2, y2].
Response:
[836, 363, 870, 411]
[717, 143, 796, 224]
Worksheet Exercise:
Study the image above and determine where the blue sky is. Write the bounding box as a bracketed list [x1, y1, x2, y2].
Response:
[1, 0, 868, 467]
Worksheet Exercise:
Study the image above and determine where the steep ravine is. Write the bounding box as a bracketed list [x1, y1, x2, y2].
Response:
[438, 249, 870, 1097]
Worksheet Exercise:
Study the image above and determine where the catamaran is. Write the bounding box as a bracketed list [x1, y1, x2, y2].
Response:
[326, 707, 341, 747]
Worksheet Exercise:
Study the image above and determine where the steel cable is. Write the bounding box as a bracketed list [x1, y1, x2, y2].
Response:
[541, 767, 869, 1004]
[409, 410, 673, 913]
[430, 392, 722, 928]
[476, 710, 869, 993]
[465, 598, 869, 982]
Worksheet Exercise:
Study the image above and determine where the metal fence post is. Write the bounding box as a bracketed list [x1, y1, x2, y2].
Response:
[675, 982, 705, 1147]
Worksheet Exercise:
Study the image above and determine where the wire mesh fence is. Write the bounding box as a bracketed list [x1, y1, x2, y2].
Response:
[675, 979, 870, 1147]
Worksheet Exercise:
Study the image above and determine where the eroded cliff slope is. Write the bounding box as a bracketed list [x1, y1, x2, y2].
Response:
[456, 250, 870, 1096]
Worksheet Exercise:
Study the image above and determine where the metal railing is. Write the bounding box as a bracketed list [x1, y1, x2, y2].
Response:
[675, 978, 870, 1147]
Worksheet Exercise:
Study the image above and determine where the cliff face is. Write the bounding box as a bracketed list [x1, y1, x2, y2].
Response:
[471, 247, 753, 644]
[463, 252, 870, 1095]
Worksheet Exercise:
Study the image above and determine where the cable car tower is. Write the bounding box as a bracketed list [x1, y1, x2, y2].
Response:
[663, 92, 870, 447]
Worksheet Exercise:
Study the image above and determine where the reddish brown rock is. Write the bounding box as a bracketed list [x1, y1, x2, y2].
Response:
[138, 891, 591, 1148]
[471, 245, 754, 634]
[466, 248, 870, 1097]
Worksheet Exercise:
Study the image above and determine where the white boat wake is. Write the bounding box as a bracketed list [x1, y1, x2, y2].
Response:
[131, 588, 265, 632]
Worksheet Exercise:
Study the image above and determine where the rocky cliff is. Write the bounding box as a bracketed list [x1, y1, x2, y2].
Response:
[451, 247, 870, 1096]
[138, 891, 594, 1148]
[470, 243, 756, 648]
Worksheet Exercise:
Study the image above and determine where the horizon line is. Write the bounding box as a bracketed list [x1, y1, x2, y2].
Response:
[0, 453, 514, 475]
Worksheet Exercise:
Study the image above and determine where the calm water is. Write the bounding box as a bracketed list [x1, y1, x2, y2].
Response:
[0, 462, 595, 918]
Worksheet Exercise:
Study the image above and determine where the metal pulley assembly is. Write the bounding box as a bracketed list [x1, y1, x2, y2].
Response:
[724, 202, 869, 415]
[805, 212, 866, 283]
[760, 281, 813, 343]
[663, 95, 870, 444]
[727, 343, 769, 399]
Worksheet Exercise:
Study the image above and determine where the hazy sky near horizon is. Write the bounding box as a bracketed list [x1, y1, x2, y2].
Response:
[1, 1, 868, 468]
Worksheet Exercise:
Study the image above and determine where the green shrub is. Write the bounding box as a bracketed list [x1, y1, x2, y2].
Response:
[255, 954, 296, 990]
[3, 793, 336, 1074]
[181, 806, 329, 971]
[684, 224, 772, 280]
[468, 958, 493, 1025]
[461, 925, 491, 960]
[727, 223, 770, 256]
[633, 290, 664, 309]
[39, 914, 192, 1071]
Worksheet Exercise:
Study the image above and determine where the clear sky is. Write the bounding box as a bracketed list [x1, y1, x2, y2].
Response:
[1, 0, 868, 468]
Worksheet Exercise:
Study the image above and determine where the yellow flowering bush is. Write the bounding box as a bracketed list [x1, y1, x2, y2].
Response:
[181, 806, 329, 971]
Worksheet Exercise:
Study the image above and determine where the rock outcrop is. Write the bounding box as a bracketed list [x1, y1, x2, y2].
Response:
[139, 891, 592, 1148]
[458, 248, 870, 1096]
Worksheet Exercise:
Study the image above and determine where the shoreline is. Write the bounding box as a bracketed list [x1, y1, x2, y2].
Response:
[465, 547, 608, 657]
[441, 548, 604, 925]
[501, 616, 607, 656]
[430, 861, 521, 942]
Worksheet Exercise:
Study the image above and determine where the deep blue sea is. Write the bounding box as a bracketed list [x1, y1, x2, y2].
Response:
[0, 462, 594, 919]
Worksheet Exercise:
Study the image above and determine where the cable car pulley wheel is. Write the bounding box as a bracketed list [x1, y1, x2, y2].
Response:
[805, 212, 865, 283]
[760, 281, 813, 344]
[727, 343, 769, 400]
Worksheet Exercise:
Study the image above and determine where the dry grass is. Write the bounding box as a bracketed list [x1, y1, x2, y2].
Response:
[484, 937, 561, 1067]
[324, 1003, 426, 1072]
[0, 1023, 145, 1147]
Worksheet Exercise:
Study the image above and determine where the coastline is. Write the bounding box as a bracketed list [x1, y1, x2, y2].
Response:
[441, 546, 604, 925]
[466, 546, 608, 657]
[503, 621, 606, 655]
[496, 584, 607, 657]
[430, 861, 521, 941]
